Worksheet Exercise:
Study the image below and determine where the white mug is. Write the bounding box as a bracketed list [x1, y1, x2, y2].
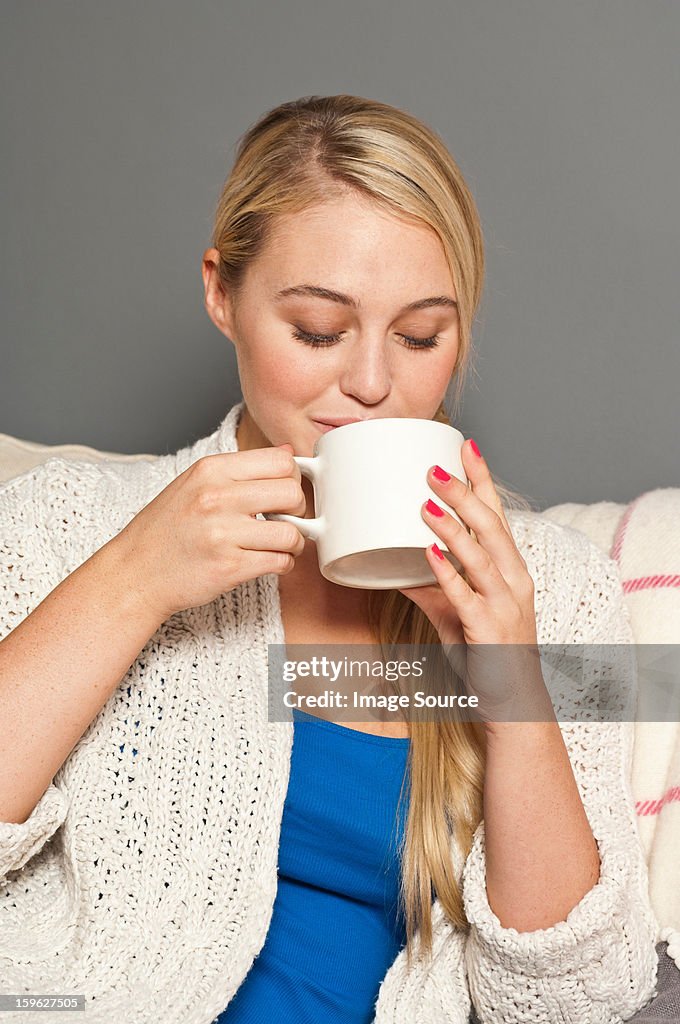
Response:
[264, 417, 469, 589]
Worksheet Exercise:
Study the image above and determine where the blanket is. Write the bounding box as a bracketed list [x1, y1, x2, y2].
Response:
[542, 488, 680, 969]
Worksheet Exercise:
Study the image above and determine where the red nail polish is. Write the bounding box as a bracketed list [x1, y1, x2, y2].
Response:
[432, 543, 445, 560]
[432, 464, 451, 482]
[426, 498, 445, 517]
[470, 439, 482, 458]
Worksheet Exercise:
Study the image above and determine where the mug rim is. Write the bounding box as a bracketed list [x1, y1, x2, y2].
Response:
[312, 416, 463, 457]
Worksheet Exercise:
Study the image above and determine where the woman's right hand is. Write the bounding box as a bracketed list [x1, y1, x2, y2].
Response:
[114, 443, 307, 622]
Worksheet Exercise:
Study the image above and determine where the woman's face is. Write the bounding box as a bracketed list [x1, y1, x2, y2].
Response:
[202, 192, 460, 457]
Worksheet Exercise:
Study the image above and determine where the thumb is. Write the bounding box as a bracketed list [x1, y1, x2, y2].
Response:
[399, 585, 467, 663]
[398, 583, 447, 626]
[399, 583, 463, 636]
[278, 442, 295, 452]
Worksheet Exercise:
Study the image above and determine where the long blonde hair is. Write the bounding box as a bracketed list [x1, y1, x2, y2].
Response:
[210, 94, 539, 969]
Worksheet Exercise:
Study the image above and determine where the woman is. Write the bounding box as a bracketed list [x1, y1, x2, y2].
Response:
[0, 95, 659, 1023]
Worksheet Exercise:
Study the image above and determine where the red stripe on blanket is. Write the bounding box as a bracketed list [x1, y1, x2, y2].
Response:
[611, 493, 646, 563]
[636, 787, 680, 815]
[622, 575, 680, 594]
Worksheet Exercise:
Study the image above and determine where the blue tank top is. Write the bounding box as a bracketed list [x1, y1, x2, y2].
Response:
[217, 708, 411, 1023]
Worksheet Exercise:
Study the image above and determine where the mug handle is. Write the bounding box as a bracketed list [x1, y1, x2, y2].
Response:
[263, 455, 325, 541]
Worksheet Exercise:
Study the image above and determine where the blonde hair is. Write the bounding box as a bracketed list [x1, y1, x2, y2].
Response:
[210, 94, 540, 970]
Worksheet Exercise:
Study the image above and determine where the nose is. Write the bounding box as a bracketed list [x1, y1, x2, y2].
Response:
[338, 335, 392, 405]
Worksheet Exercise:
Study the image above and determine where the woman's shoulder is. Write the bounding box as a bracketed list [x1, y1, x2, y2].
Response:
[505, 508, 628, 644]
[506, 506, 615, 577]
[1, 450, 178, 515]
[0, 453, 177, 586]
[1, 451, 157, 500]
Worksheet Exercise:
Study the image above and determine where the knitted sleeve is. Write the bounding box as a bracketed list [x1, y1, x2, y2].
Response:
[461, 534, 659, 1023]
[0, 465, 71, 880]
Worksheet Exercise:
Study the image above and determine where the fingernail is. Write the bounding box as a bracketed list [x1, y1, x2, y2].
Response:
[432, 464, 451, 482]
[470, 439, 482, 458]
[432, 543, 445, 560]
[426, 498, 445, 517]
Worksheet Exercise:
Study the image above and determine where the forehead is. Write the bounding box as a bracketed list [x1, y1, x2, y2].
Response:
[251, 196, 454, 295]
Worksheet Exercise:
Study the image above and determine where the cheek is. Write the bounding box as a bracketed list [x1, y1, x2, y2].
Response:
[246, 343, 329, 399]
[393, 351, 457, 418]
[433, 358, 457, 393]
[429, 343, 458, 391]
[400, 353, 453, 396]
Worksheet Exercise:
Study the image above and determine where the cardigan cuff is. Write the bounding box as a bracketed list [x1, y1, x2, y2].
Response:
[0, 782, 69, 879]
[462, 818, 629, 977]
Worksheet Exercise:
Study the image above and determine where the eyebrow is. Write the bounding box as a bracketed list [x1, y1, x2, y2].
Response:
[274, 284, 458, 313]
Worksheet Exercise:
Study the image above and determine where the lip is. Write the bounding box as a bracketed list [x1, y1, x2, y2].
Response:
[313, 416, 375, 429]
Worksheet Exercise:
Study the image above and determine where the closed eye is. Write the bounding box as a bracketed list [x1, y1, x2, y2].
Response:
[291, 326, 440, 350]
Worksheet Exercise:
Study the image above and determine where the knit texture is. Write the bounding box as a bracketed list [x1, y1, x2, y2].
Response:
[541, 490, 680, 970]
[0, 401, 659, 1023]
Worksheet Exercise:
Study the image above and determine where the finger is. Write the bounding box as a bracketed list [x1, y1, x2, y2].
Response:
[423, 499, 510, 599]
[460, 439, 530, 575]
[206, 445, 302, 483]
[421, 542, 481, 633]
[460, 439, 515, 537]
[427, 466, 526, 586]
[240, 516, 307, 556]
[235, 476, 307, 517]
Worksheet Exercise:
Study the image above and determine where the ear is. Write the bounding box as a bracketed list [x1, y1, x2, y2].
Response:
[202, 247, 238, 341]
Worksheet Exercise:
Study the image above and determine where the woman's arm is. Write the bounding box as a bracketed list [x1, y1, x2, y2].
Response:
[482, 714, 600, 932]
[0, 465, 165, 837]
[0, 533, 165, 827]
[462, 539, 659, 1024]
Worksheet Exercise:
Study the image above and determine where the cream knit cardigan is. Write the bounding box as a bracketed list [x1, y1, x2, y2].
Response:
[0, 401, 660, 1023]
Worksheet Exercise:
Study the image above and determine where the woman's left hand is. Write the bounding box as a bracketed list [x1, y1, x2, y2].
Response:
[398, 439, 547, 723]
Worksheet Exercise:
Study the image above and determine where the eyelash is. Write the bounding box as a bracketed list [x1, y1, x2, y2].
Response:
[291, 326, 441, 350]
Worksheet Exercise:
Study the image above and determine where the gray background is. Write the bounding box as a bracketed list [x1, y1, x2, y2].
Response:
[2, 0, 678, 510]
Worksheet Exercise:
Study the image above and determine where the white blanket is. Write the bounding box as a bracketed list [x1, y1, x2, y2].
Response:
[542, 488, 680, 968]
